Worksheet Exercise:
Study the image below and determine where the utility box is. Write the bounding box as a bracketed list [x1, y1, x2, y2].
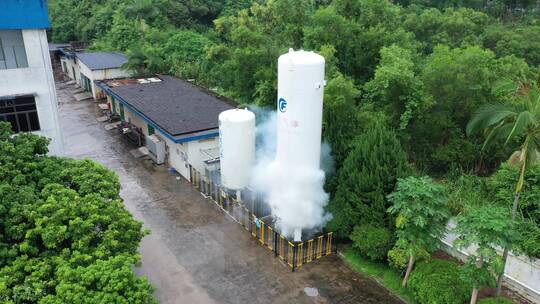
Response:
[146, 134, 166, 164]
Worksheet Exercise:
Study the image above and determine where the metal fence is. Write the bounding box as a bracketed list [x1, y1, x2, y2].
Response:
[189, 166, 335, 271]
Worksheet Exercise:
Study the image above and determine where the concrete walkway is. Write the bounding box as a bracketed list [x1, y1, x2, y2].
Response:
[56, 82, 404, 304]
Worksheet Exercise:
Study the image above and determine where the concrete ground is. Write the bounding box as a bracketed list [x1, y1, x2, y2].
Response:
[56, 80, 404, 304]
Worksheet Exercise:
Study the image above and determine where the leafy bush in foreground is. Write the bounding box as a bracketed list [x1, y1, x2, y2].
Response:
[0, 122, 155, 303]
[350, 224, 394, 261]
[409, 259, 470, 304]
[514, 219, 540, 259]
[387, 247, 430, 272]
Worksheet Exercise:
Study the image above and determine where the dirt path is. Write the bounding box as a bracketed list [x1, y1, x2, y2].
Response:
[56, 80, 404, 304]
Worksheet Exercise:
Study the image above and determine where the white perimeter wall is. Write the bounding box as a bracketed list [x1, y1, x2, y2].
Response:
[442, 220, 540, 303]
[0, 29, 63, 155]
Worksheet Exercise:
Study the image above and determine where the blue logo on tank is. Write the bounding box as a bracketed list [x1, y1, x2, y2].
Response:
[278, 98, 287, 113]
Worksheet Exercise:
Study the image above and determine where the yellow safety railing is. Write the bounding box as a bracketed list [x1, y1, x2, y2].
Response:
[188, 166, 336, 271]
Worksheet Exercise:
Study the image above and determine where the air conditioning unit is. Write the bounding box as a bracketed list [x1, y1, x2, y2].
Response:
[146, 134, 166, 164]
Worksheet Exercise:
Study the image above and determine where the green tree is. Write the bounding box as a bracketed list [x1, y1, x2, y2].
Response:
[0, 122, 154, 303]
[327, 122, 412, 238]
[364, 45, 428, 130]
[323, 72, 361, 167]
[454, 205, 516, 304]
[467, 81, 540, 294]
[410, 45, 532, 174]
[387, 176, 450, 286]
[96, 9, 143, 51]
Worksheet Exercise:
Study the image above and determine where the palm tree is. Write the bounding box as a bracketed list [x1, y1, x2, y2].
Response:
[466, 81, 540, 296]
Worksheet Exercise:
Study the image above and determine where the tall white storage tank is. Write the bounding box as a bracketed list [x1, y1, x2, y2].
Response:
[219, 109, 256, 190]
[276, 49, 325, 171]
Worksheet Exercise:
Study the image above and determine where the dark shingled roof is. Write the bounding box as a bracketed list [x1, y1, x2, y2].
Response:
[76, 52, 127, 70]
[108, 75, 235, 136]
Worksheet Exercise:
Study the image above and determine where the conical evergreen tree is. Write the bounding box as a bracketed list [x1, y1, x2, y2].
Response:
[327, 122, 412, 238]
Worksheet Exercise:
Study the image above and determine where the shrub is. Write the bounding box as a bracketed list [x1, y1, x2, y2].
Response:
[409, 259, 471, 304]
[488, 163, 540, 224]
[350, 224, 394, 261]
[514, 219, 540, 258]
[387, 247, 430, 271]
[478, 297, 513, 304]
[446, 174, 489, 215]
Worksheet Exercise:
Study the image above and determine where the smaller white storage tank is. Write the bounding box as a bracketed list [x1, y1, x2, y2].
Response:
[219, 109, 256, 190]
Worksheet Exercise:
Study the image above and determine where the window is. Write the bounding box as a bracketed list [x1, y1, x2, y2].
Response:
[148, 124, 155, 135]
[81, 74, 92, 92]
[0, 95, 40, 132]
[0, 30, 28, 70]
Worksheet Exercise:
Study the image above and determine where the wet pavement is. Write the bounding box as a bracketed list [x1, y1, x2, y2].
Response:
[56, 80, 404, 304]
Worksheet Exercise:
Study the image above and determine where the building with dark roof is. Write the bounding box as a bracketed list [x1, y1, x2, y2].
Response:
[76, 52, 127, 70]
[96, 75, 236, 179]
[59, 50, 132, 100]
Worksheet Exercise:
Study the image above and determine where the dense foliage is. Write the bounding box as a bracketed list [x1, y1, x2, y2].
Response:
[0, 122, 155, 303]
[489, 163, 540, 224]
[350, 224, 394, 261]
[408, 259, 471, 304]
[326, 122, 411, 238]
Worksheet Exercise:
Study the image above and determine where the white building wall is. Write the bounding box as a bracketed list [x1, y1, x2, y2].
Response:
[0, 29, 63, 155]
[61, 56, 80, 85]
[79, 62, 131, 100]
[187, 137, 219, 174]
[163, 136, 190, 179]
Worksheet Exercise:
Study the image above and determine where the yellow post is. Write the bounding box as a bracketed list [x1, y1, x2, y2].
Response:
[326, 232, 333, 255]
[317, 235, 323, 259]
[297, 243, 304, 268]
[260, 221, 265, 244]
[251, 215, 256, 237]
[268, 227, 274, 250]
[279, 235, 285, 260]
[287, 241, 294, 268]
[307, 239, 313, 263]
